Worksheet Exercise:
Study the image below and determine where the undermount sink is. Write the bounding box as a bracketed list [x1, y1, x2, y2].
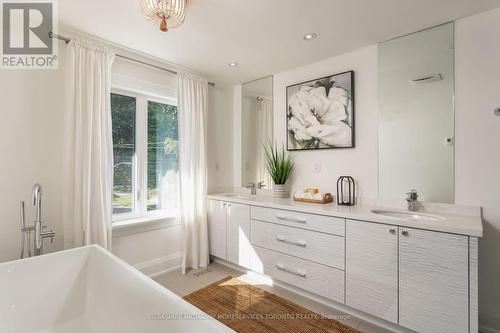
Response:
[371, 209, 446, 222]
[224, 194, 256, 200]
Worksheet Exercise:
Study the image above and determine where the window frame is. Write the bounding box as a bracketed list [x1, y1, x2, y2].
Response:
[111, 88, 179, 223]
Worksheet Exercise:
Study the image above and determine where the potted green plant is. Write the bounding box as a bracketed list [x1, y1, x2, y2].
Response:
[264, 141, 294, 198]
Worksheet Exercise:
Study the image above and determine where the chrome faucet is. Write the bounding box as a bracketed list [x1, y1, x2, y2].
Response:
[31, 183, 55, 256]
[246, 183, 256, 195]
[247, 181, 266, 195]
[406, 189, 419, 212]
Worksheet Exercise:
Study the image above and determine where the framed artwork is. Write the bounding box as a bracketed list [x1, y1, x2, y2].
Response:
[286, 70, 354, 151]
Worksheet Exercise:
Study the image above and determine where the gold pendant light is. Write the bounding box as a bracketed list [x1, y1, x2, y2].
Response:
[139, 0, 187, 32]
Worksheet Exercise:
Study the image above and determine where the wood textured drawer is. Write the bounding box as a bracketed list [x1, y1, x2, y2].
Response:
[251, 219, 345, 269]
[250, 246, 345, 303]
[251, 206, 345, 236]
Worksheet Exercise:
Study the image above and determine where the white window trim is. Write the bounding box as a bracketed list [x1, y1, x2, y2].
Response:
[112, 215, 180, 237]
[111, 87, 179, 224]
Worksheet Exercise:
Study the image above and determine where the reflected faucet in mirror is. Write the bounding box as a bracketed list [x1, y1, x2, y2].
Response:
[406, 189, 419, 211]
[246, 183, 256, 195]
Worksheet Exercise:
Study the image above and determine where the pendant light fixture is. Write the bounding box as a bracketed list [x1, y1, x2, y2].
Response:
[139, 0, 187, 32]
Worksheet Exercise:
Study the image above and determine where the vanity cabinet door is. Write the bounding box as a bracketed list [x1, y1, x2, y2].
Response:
[208, 200, 227, 259]
[399, 227, 469, 333]
[346, 220, 398, 323]
[226, 203, 251, 268]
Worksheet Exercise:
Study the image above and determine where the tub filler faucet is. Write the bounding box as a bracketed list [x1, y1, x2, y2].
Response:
[20, 183, 55, 258]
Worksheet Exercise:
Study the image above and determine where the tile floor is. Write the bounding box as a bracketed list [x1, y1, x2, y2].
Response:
[153, 261, 395, 333]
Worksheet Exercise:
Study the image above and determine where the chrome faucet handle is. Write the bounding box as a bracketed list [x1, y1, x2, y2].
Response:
[257, 181, 266, 189]
[406, 189, 418, 201]
[42, 230, 55, 244]
[246, 183, 255, 189]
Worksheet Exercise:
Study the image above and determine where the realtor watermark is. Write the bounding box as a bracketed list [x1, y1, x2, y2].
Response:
[1, 0, 58, 69]
[148, 312, 352, 321]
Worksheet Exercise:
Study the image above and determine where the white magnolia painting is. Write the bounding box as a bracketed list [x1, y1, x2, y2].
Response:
[286, 71, 354, 150]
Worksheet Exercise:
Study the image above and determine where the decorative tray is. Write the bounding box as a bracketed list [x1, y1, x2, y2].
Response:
[293, 193, 333, 204]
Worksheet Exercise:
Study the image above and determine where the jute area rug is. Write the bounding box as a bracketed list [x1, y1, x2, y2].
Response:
[183, 276, 363, 333]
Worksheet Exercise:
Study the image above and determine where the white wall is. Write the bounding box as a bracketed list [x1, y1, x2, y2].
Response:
[207, 82, 234, 193]
[455, 8, 500, 332]
[0, 51, 66, 263]
[112, 225, 183, 276]
[273, 46, 379, 201]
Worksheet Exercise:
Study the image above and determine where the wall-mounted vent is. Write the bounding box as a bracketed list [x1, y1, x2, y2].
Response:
[409, 74, 443, 85]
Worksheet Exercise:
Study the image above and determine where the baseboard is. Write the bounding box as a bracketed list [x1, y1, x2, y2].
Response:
[134, 252, 182, 278]
[213, 257, 413, 333]
[480, 313, 500, 333]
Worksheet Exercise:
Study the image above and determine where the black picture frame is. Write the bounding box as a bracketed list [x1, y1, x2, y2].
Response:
[286, 70, 355, 151]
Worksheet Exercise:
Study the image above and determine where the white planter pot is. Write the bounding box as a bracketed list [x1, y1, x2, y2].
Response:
[273, 184, 288, 198]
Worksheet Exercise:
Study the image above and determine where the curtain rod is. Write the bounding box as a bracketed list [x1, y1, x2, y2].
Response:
[49, 31, 215, 86]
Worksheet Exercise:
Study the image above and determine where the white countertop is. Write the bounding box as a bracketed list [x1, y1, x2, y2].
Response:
[207, 193, 483, 237]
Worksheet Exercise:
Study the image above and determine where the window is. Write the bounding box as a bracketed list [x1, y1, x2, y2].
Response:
[147, 100, 179, 211]
[111, 94, 136, 215]
[111, 91, 179, 221]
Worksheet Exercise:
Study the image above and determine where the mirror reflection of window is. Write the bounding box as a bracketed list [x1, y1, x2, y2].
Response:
[241, 76, 274, 189]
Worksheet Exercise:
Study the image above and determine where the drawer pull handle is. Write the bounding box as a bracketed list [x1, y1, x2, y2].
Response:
[275, 263, 306, 277]
[276, 214, 306, 223]
[275, 234, 307, 247]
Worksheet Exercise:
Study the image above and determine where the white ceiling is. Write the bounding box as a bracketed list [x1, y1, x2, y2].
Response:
[59, 0, 500, 84]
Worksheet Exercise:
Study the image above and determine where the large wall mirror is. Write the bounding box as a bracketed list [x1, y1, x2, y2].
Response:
[378, 23, 454, 203]
[241, 76, 274, 189]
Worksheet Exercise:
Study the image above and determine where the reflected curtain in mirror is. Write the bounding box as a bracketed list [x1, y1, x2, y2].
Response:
[241, 76, 274, 189]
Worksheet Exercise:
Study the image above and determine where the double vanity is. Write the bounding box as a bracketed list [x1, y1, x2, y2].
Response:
[207, 193, 482, 333]
[222, 21, 478, 333]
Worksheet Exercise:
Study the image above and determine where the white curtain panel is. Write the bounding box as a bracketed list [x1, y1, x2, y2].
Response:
[63, 39, 115, 251]
[257, 98, 273, 187]
[177, 72, 209, 273]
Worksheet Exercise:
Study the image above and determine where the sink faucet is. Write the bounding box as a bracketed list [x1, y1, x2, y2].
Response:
[406, 189, 419, 212]
[31, 183, 55, 256]
[246, 183, 256, 195]
[247, 181, 266, 195]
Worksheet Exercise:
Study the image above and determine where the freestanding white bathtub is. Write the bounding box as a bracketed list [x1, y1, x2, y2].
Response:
[0, 245, 234, 333]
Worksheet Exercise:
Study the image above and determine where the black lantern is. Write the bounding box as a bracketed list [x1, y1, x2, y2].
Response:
[336, 176, 355, 206]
